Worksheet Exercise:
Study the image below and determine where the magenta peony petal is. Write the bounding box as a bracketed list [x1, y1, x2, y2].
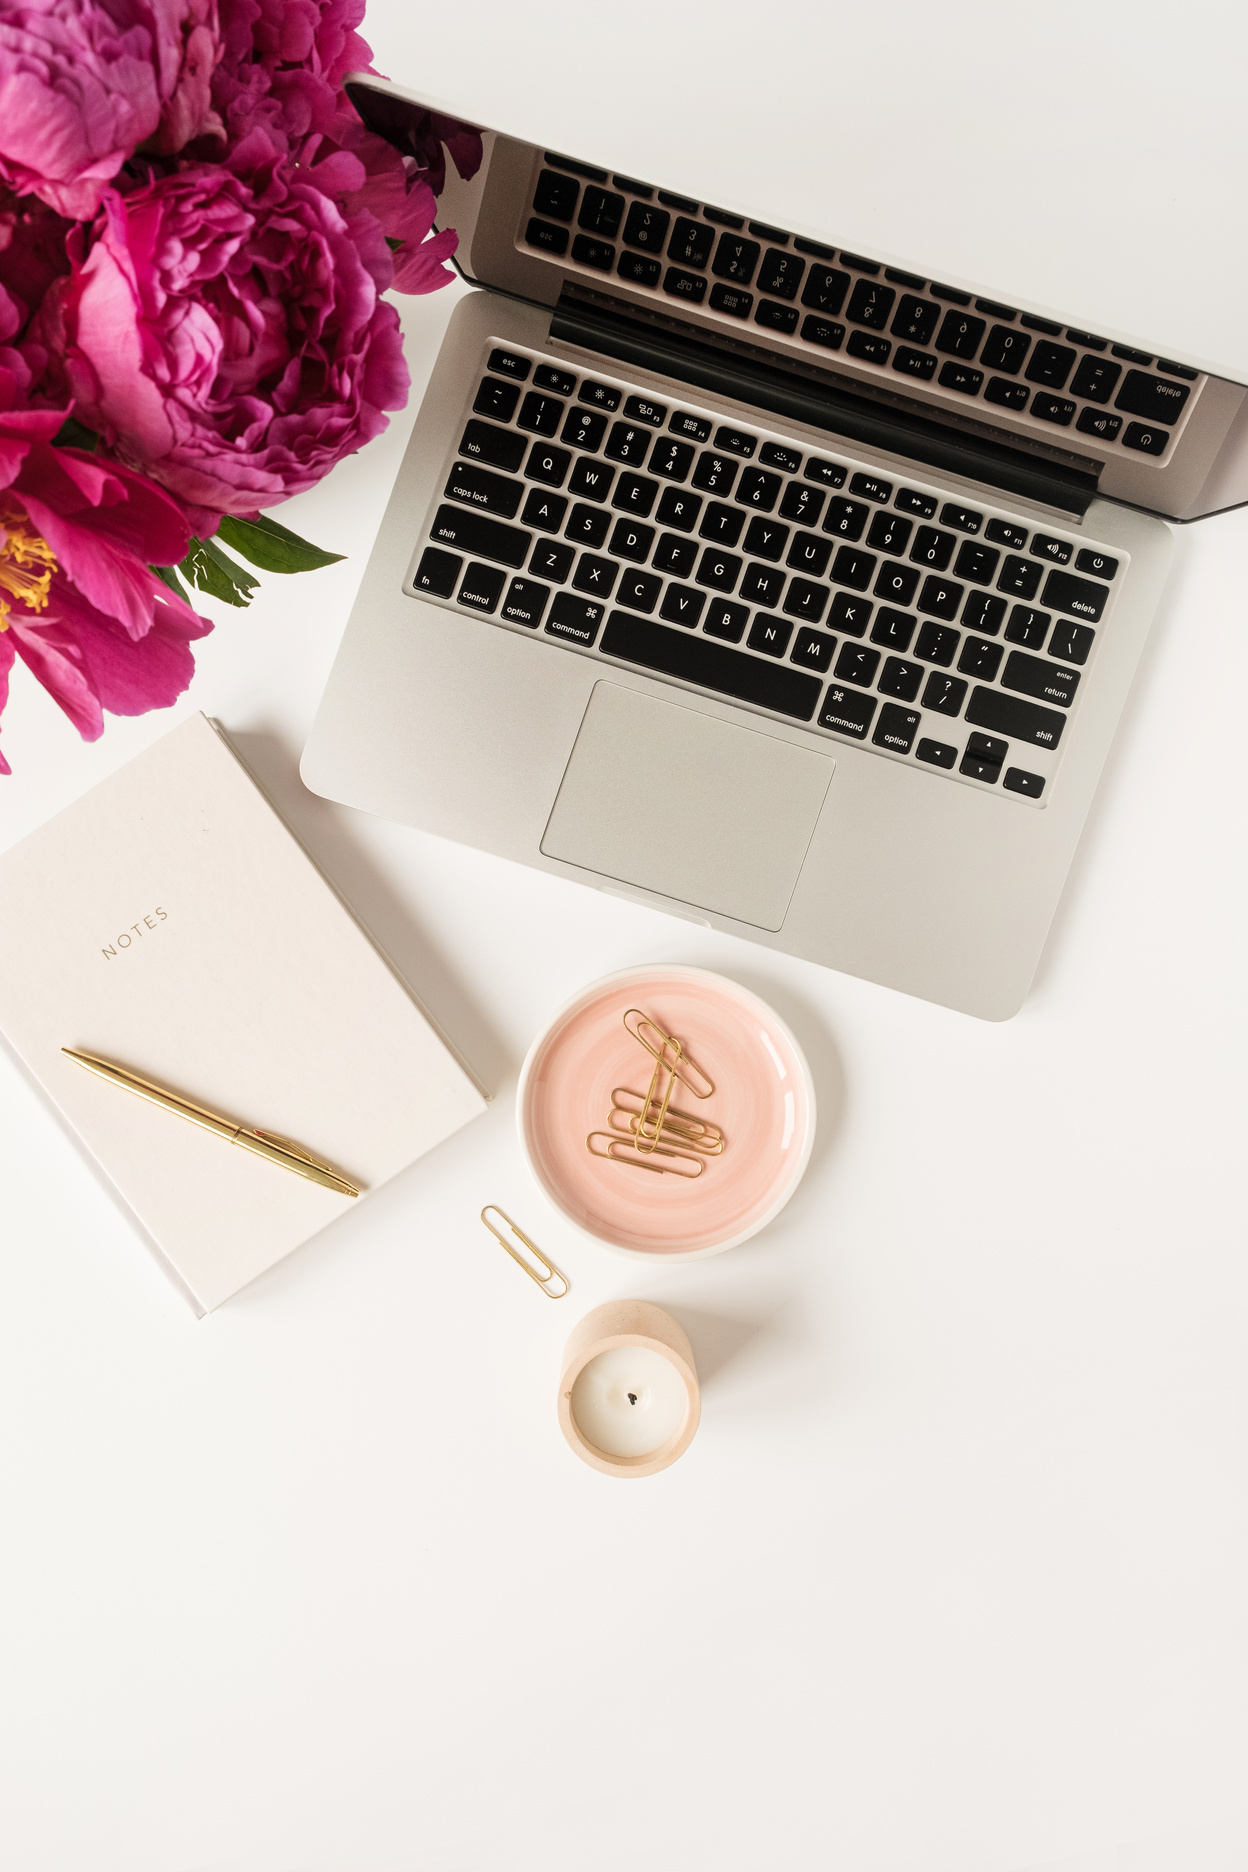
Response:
[7, 614, 105, 739]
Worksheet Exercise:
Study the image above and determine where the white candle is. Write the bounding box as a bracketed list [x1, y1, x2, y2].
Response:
[570, 1344, 689, 1458]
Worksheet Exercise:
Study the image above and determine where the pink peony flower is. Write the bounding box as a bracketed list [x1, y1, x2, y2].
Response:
[208, 0, 369, 152]
[0, 191, 73, 397]
[0, 380, 211, 774]
[0, 0, 222, 219]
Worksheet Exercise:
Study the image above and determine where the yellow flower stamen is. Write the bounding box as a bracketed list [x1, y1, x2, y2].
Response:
[0, 494, 58, 628]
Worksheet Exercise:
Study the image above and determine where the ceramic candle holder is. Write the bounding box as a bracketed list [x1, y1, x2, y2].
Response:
[558, 1300, 700, 1479]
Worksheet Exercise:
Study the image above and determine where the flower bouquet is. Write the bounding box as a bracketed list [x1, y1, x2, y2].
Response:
[0, 0, 480, 773]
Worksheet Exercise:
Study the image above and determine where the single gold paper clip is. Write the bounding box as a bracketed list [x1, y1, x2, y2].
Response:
[480, 1205, 569, 1298]
[609, 1089, 725, 1154]
[586, 1132, 704, 1177]
[623, 1008, 715, 1099]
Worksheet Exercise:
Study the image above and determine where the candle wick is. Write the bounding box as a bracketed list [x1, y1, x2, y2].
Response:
[628, 1393, 638, 1406]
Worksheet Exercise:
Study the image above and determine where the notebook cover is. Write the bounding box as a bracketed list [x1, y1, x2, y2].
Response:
[0, 713, 489, 1312]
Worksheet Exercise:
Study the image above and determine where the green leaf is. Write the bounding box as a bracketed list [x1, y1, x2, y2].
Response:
[151, 561, 192, 603]
[385, 236, 404, 252]
[179, 536, 260, 607]
[216, 513, 346, 575]
[53, 416, 102, 453]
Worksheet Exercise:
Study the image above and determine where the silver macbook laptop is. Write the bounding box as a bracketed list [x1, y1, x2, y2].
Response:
[302, 78, 1246, 1018]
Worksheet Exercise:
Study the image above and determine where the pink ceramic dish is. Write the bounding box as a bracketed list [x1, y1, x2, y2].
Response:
[517, 967, 816, 1258]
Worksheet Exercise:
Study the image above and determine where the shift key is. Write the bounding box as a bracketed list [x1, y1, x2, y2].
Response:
[430, 503, 531, 569]
[965, 685, 1067, 749]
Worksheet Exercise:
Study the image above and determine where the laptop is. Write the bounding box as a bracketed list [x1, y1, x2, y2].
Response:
[302, 77, 1245, 1019]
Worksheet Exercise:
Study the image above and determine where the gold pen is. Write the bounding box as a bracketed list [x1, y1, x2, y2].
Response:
[61, 1047, 360, 1198]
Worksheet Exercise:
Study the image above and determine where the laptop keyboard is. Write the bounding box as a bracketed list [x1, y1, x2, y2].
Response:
[521, 154, 1200, 462]
[409, 342, 1129, 808]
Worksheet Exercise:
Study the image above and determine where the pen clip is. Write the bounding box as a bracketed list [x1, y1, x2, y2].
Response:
[480, 1206, 569, 1299]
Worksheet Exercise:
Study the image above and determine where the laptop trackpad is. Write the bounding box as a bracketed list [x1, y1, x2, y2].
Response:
[540, 682, 835, 931]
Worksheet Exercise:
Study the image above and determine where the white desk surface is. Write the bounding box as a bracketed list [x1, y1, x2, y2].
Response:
[1, 6, 1246, 1868]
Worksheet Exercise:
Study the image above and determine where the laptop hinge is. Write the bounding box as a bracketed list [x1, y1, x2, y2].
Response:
[550, 289, 1100, 519]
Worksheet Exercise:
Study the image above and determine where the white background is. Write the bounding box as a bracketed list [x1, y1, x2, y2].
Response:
[2, 4, 1246, 1868]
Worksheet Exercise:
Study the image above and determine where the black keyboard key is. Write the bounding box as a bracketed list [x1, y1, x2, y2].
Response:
[668, 217, 713, 268]
[1074, 547, 1117, 580]
[561, 407, 607, 451]
[459, 419, 526, 472]
[851, 473, 892, 503]
[830, 545, 876, 590]
[1025, 341, 1076, 390]
[780, 482, 825, 527]
[618, 252, 662, 288]
[874, 561, 920, 606]
[624, 395, 666, 427]
[534, 366, 576, 396]
[1003, 766, 1045, 798]
[604, 422, 651, 465]
[526, 217, 569, 255]
[579, 379, 621, 411]
[830, 592, 871, 636]
[893, 347, 938, 380]
[1066, 329, 1107, 349]
[760, 442, 802, 473]
[524, 441, 571, 487]
[613, 473, 659, 516]
[1040, 568, 1108, 621]
[1157, 358, 1198, 380]
[704, 599, 749, 642]
[920, 672, 967, 717]
[533, 170, 578, 220]
[457, 561, 507, 613]
[910, 526, 955, 571]
[1070, 355, 1120, 404]
[521, 487, 568, 533]
[474, 377, 521, 422]
[1076, 409, 1123, 441]
[962, 591, 1007, 635]
[649, 437, 695, 481]
[568, 458, 614, 503]
[546, 591, 605, 645]
[957, 636, 1003, 680]
[801, 265, 851, 316]
[985, 378, 1029, 409]
[846, 279, 895, 329]
[867, 511, 913, 555]
[1030, 534, 1071, 565]
[914, 621, 959, 665]
[565, 503, 611, 548]
[783, 578, 829, 623]
[715, 426, 757, 458]
[488, 349, 531, 382]
[1111, 344, 1152, 364]
[789, 626, 836, 671]
[801, 315, 846, 351]
[663, 266, 707, 303]
[916, 736, 958, 768]
[1047, 619, 1095, 664]
[659, 584, 705, 627]
[502, 577, 550, 627]
[670, 411, 712, 442]
[985, 519, 1027, 550]
[577, 186, 623, 237]
[946, 365, 987, 398]
[873, 701, 922, 751]
[696, 547, 742, 591]
[609, 518, 655, 561]
[655, 486, 701, 530]
[965, 686, 1066, 749]
[658, 189, 697, 211]
[960, 731, 1007, 783]
[1002, 648, 1079, 708]
[935, 310, 985, 359]
[834, 643, 880, 687]
[622, 201, 670, 252]
[847, 331, 891, 364]
[998, 555, 1043, 600]
[600, 611, 821, 721]
[703, 206, 744, 228]
[885, 267, 926, 288]
[699, 501, 745, 546]
[529, 539, 575, 583]
[757, 249, 805, 300]
[895, 488, 937, 518]
[1003, 605, 1050, 648]
[786, 530, 832, 578]
[736, 468, 783, 511]
[819, 685, 877, 739]
[653, 532, 699, 576]
[445, 459, 523, 518]
[756, 300, 800, 334]
[413, 546, 461, 598]
[805, 458, 848, 488]
[748, 613, 794, 657]
[431, 504, 530, 568]
[518, 391, 564, 436]
[941, 504, 983, 535]
[793, 237, 838, 259]
[710, 282, 753, 318]
[890, 294, 939, 346]
[823, 497, 869, 540]
[712, 233, 760, 284]
[1032, 393, 1076, 426]
[740, 561, 786, 606]
[917, 575, 963, 621]
[571, 234, 615, 271]
[742, 516, 790, 562]
[693, 453, 738, 495]
[979, 325, 1031, 374]
[572, 555, 617, 598]
[954, 541, 999, 585]
[1122, 422, 1168, 456]
[870, 607, 916, 652]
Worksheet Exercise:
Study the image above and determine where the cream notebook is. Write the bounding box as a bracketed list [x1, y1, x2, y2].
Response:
[0, 714, 489, 1312]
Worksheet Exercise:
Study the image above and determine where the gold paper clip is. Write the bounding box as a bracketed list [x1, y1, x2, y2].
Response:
[480, 1206, 569, 1298]
[609, 1089, 725, 1154]
[633, 1039, 682, 1153]
[623, 1008, 715, 1100]
[586, 1132, 704, 1176]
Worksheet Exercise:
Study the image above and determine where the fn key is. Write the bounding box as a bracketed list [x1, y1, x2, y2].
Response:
[413, 547, 462, 597]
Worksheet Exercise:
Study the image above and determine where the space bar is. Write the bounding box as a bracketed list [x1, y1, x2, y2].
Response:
[599, 612, 821, 722]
